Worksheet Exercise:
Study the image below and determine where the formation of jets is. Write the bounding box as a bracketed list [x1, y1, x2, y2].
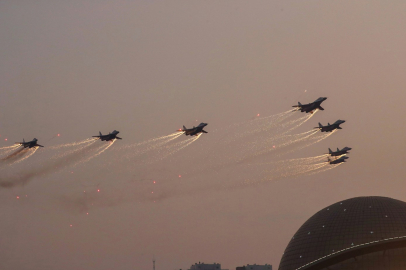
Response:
[294, 97, 351, 165]
[327, 146, 351, 164]
[5, 97, 351, 167]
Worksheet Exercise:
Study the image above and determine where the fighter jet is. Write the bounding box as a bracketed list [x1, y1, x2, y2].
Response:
[315, 120, 345, 132]
[328, 147, 352, 156]
[92, 130, 122, 141]
[292, 97, 327, 113]
[328, 155, 349, 164]
[16, 138, 44, 148]
[179, 123, 208, 136]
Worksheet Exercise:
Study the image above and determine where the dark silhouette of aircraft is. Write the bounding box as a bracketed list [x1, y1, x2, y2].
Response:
[328, 155, 349, 164]
[329, 147, 352, 156]
[179, 123, 208, 136]
[16, 138, 44, 148]
[293, 97, 327, 113]
[92, 130, 122, 141]
[315, 120, 345, 132]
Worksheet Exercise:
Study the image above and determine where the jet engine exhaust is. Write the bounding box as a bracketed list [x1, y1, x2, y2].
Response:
[7, 147, 39, 166]
[0, 141, 106, 188]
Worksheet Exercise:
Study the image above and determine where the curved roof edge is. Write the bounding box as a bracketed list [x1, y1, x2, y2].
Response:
[295, 236, 406, 270]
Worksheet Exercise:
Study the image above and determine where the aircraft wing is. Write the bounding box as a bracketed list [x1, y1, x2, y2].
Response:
[201, 130, 208, 133]
[35, 144, 44, 147]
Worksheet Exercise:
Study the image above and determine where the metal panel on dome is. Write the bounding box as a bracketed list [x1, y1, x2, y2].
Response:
[279, 197, 406, 270]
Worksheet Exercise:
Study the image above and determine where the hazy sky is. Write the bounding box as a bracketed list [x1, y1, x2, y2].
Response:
[1, 1, 406, 270]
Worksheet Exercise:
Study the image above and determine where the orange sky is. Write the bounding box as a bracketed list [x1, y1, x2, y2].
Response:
[1, 1, 406, 269]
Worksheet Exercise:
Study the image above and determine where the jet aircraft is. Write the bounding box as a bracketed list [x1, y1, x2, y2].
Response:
[179, 123, 208, 136]
[315, 120, 345, 132]
[16, 138, 44, 148]
[328, 147, 352, 156]
[292, 97, 327, 113]
[328, 155, 349, 164]
[92, 130, 122, 141]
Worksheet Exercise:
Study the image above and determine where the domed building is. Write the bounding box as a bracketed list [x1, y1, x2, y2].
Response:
[279, 196, 406, 270]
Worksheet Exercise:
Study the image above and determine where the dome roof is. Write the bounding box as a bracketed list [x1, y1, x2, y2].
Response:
[279, 196, 406, 270]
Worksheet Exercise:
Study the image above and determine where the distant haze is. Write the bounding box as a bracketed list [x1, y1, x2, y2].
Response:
[1, 1, 406, 270]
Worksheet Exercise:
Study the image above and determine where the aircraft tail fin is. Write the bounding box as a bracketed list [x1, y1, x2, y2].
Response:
[183, 125, 186, 131]
[23, 138, 25, 143]
[319, 123, 323, 128]
[329, 148, 333, 154]
[293, 102, 302, 108]
[99, 131, 102, 136]
[337, 147, 340, 151]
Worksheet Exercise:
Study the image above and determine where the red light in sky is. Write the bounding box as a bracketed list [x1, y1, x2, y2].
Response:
[16, 196, 19, 199]
[97, 189, 100, 192]
[70, 225, 73, 227]
[179, 175, 181, 178]
[86, 213, 89, 215]
[153, 181, 156, 184]
[4, 138, 7, 141]
[273, 145, 276, 148]
[57, 134, 60, 137]
[151, 191, 154, 194]
[257, 114, 260, 117]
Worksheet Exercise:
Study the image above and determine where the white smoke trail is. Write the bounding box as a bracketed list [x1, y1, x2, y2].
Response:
[76, 140, 116, 165]
[51, 139, 98, 159]
[144, 134, 202, 164]
[277, 110, 318, 136]
[0, 144, 20, 151]
[241, 129, 318, 161]
[214, 109, 294, 133]
[120, 132, 183, 150]
[279, 130, 338, 157]
[121, 132, 184, 160]
[49, 138, 96, 150]
[255, 161, 328, 184]
[174, 133, 201, 152]
[8, 147, 39, 166]
[0, 144, 21, 157]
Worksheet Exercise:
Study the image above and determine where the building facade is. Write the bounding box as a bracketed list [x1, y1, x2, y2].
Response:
[189, 262, 222, 270]
[236, 264, 272, 270]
